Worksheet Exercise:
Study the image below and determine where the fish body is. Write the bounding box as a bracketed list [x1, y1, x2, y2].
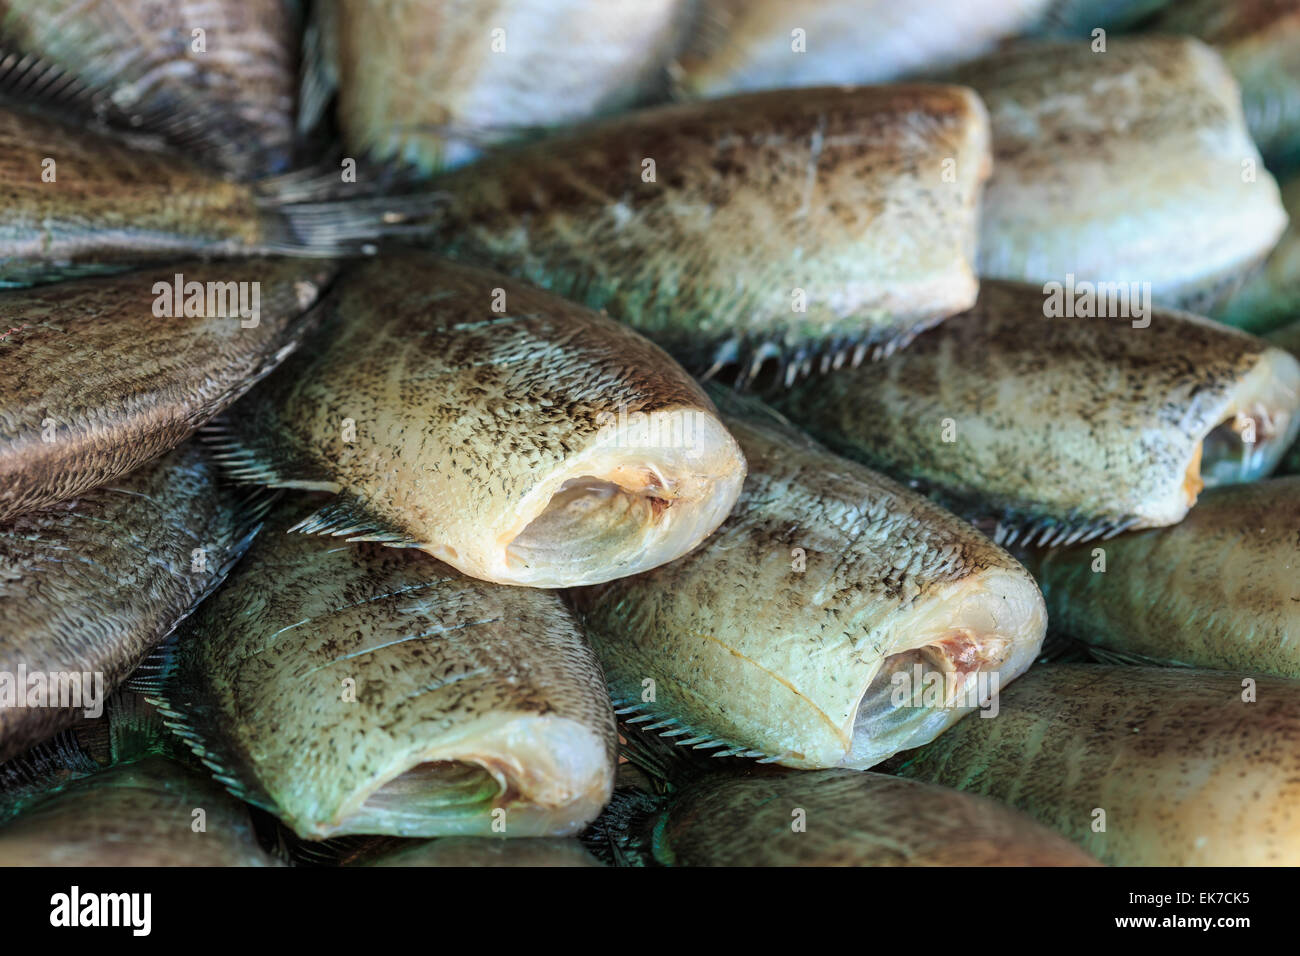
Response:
[135, 501, 618, 840]
[0, 259, 333, 521]
[770, 280, 1300, 545]
[1022, 478, 1300, 676]
[1148, 0, 1300, 170]
[0, 444, 262, 763]
[956, 37, 1287, 313]
[0, 98, 432, 287]
[569, 392, 1046, 769]
[0, 756, 283, 866]
[207, 254, 746, 588]
[588, 766, 1097, 866]
[329, 0, 687, 173]
[0, 0, 299, 178]
[669, 0, 1053, 96]
[895, 665, 1300, 865]
[417, 85, 990, 379]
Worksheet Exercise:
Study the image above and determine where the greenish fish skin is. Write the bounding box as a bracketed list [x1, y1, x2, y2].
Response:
[769, 280, 1300, 546]
[1021, 478, 1300, 677]
[414, 85, 991, 378]
[328, 0, 689, 174]
[953, 36, 1287, 314]
[568, 390, 1046, 770]
[136, 501, 618, 841]
[588, 766, 1098, 866]
[0, 0, 300, 179]
[0, 756, 283, 866]
[1147, 0, 1300, 172]
[0, 259, 335, 522]
[0, 443, 262, 764]
[894, 664, 1300, 865]
[206, 253, 746, 588]
[1215, 175, 1300, 335]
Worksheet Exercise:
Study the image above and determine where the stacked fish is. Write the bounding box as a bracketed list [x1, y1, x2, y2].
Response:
[0, 0, 1298, 869]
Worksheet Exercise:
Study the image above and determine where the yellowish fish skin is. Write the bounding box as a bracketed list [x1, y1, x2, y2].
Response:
[597, 767, 1098, 866]
[0, 0, 299, 178]
[0, 259, 334, 522]
[207, 254, 746, 588]
[138, 501, 618, 841]
[569, 393, 1046, 770]
[955, 37, 1287, 313]
[769, 280, 1300, 545]
[0, 757, 284, 866]
[331, 0, 688, 173]
[895, 664, 1300, 865]
[0, 444, 259, 764]
[1022, 479, 1300, 677]
[419, 85, 990, 377]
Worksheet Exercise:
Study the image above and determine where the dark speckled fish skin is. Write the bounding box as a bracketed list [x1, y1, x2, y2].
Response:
[206, 253, 745, 587]
[1021, 479, 1300, 677]
[0, 756, 283, 866]
[0, 0, 299, 179]
[417, 85, 990, 377]
[136, 501, 618, 840]
[0, 259, 334, 522]
[769, 280, 1300, 546]
[0, 444, 261, 764]
[894, 665, 1300, 865]
[568, 391, 1046, 770]
[591, 767, 1098, 866]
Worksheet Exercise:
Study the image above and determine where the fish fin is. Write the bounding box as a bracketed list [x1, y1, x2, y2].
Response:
[0, 728, 103, 824]
[297, 0, 339, 139]
[200, 419, 335, 491]
[613, 695, 783, 783]
[128, 633, 280, 820]
[578, 785, 663, 867]
[1036, 632, 1092, 665]
[991, 512, 1140, 549]
[1085, 645, 1190, 669]
[286, 493, 417, 547]
[255, 189, 450, 258]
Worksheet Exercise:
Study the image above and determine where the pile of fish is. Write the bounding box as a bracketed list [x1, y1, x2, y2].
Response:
[1, 0, 1298, 868]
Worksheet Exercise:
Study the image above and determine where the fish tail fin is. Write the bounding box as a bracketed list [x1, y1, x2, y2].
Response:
[254, 181, 449, 258]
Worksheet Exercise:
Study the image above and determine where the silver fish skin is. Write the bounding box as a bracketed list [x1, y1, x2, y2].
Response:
[0, 259, 334, 522]
[136, 500, 618, 841]
[0, 443, 264, 763]
[955, 36, 1287, 313]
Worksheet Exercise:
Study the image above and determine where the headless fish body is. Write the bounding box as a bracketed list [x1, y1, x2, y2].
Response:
[0, 99, 432, 287]
[0, 259, 333, 521]
[207, 254, 745, 587]
[588, 767, 1097, 866]
[770, 281, 1300, 546]
[1022, 478, 1300, 677]
[568, 392, 1046, 769]
[669, 1, 1053, 97]
[0, 756, 283, 866]
[1215, 175, 1300, 335]
[135, 501, 618, 840]
[1148, 0, 1300, 170]
[895, 665, 1300, 865]
[415, 85, 990, 379]
[0, 444, 262, 764]
[0, 0, 298, 178]
[955, 37, 1287, 313]
[324, 0, 686, 174]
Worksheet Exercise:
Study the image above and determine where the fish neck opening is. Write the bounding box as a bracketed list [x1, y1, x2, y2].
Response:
[1199, 350, 1300, 489]
[845, 628, 1012, 770]
[497, 408, 746, 587]
[347, 761, 506, 836]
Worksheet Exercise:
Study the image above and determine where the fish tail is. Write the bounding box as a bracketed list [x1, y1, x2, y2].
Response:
[255, 187, 450, 258]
